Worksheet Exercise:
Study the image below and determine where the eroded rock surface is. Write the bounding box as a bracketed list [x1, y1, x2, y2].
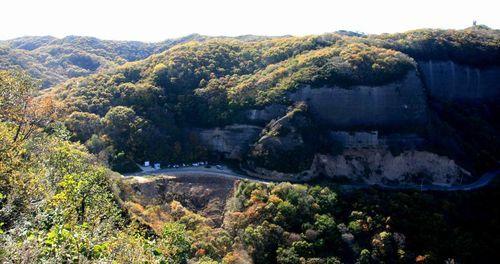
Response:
[418, 60, 500, 101]
[247, 103, 318, 173]
[288, 71, 428, 129]
[313, 150, 471, 186]
[197, 124, 262, 159]
[245, 104, 287, 124]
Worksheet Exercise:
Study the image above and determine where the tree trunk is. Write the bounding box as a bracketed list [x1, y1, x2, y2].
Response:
[78, 197, 86, 225]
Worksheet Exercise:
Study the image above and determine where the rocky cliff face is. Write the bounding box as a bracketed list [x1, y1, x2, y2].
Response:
[418, 60, 500, 102]
[313, 149, 471, 186]
[247, 103, 318, 173]
[244, 149, 471, 186]
[197, 124, 262, 159]
[288, 71, 428, 129]
[196, 64, 493, 185]
[245, 104, 287, 124]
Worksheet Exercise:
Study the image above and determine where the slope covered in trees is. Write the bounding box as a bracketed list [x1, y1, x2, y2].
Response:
[45, 27, 500, 173]
[49, 33, 422, 171]
[368, 26, 500, 66]
[2, 70, 497, 262]
[0, 34, 211, 88]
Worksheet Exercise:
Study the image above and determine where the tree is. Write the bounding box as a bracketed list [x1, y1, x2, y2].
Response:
[0, 70, 36, 123]
[0, 70, 58, 143]
[152, 63, 170, 88]
[357, 249, 372, 264]
[65, 111, 101, 142]
[276, 247, 300, 264]
[102, 106, 142, 149]
[157, 222, 191, 264]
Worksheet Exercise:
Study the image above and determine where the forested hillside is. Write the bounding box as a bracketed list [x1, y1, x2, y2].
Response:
[1, 71, 498, 262]
[45, 26, 500, 174]
[49, 33, 417, 171]
[0, 34, 210, 87]
[1, 25, 500, 263]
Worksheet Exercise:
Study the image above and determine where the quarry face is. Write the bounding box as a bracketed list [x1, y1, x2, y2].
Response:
[194, 60, 500, 185]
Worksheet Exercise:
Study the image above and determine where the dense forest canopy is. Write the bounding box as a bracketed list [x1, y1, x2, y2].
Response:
[369, 26, 500, 66]
[0, 34, 211, 88]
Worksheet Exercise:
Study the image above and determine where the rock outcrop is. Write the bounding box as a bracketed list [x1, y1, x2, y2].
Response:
[329, 131, 426, 150]
[197, 124, 262, 159]
[245, 104, 287, 124]
[288, 71, 428, 129]
[313, 149, 471, 186]
[418, 60, 500, 101]
[247, 103, 318, 173]
[198, 65, 492, 185]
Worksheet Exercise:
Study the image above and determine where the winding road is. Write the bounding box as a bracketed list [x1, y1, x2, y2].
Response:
[126, 166, 500, 191]
[127, 165, 270, 183]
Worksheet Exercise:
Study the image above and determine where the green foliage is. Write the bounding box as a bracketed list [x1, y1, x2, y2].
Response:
[65, 111, 101, 142]
[224, 182, 403, 263]
[343, 188, 500, 263]
[157, 222, 192, 263]
[0, 71, 157, 262]
[46, 28, 500, 170]
[276, 246, 300, 264]
[2, 29, 500, 263]
[0, 35, 205, 87]
[247, 103, 319, 172]
[227, 42, 415, 107]
[0, 70, 38, 118]
[368, 26, 500, 66]
[44, 31, 420, 168]
[102, 106, 142, 146]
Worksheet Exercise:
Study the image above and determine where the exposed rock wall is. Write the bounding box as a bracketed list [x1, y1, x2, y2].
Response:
[247, 103, 318, 173]
[245, 104, 287, 124]
[329, 131, 426, 150]
[197, 124, 262, 159]
[418, 60, 500, 101]
[330, 131, 380, 148]
[288, 71, 428, 129]
[196, 64, 493, 184]
[313, 150, 471, 186]
[245, 149, 470, 186]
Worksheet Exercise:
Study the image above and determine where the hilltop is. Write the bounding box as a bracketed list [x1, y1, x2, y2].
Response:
[0, 34, 212, 87]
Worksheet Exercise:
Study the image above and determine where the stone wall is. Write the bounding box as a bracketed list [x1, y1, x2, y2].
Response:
[418, 60, 500, 101]
[288, 71, 428, 129]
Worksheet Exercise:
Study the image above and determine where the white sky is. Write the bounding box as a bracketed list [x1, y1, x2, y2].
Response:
[1, 0, 498, 42]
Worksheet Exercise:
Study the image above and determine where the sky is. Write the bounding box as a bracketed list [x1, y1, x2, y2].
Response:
[1, 0, 498, 42]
